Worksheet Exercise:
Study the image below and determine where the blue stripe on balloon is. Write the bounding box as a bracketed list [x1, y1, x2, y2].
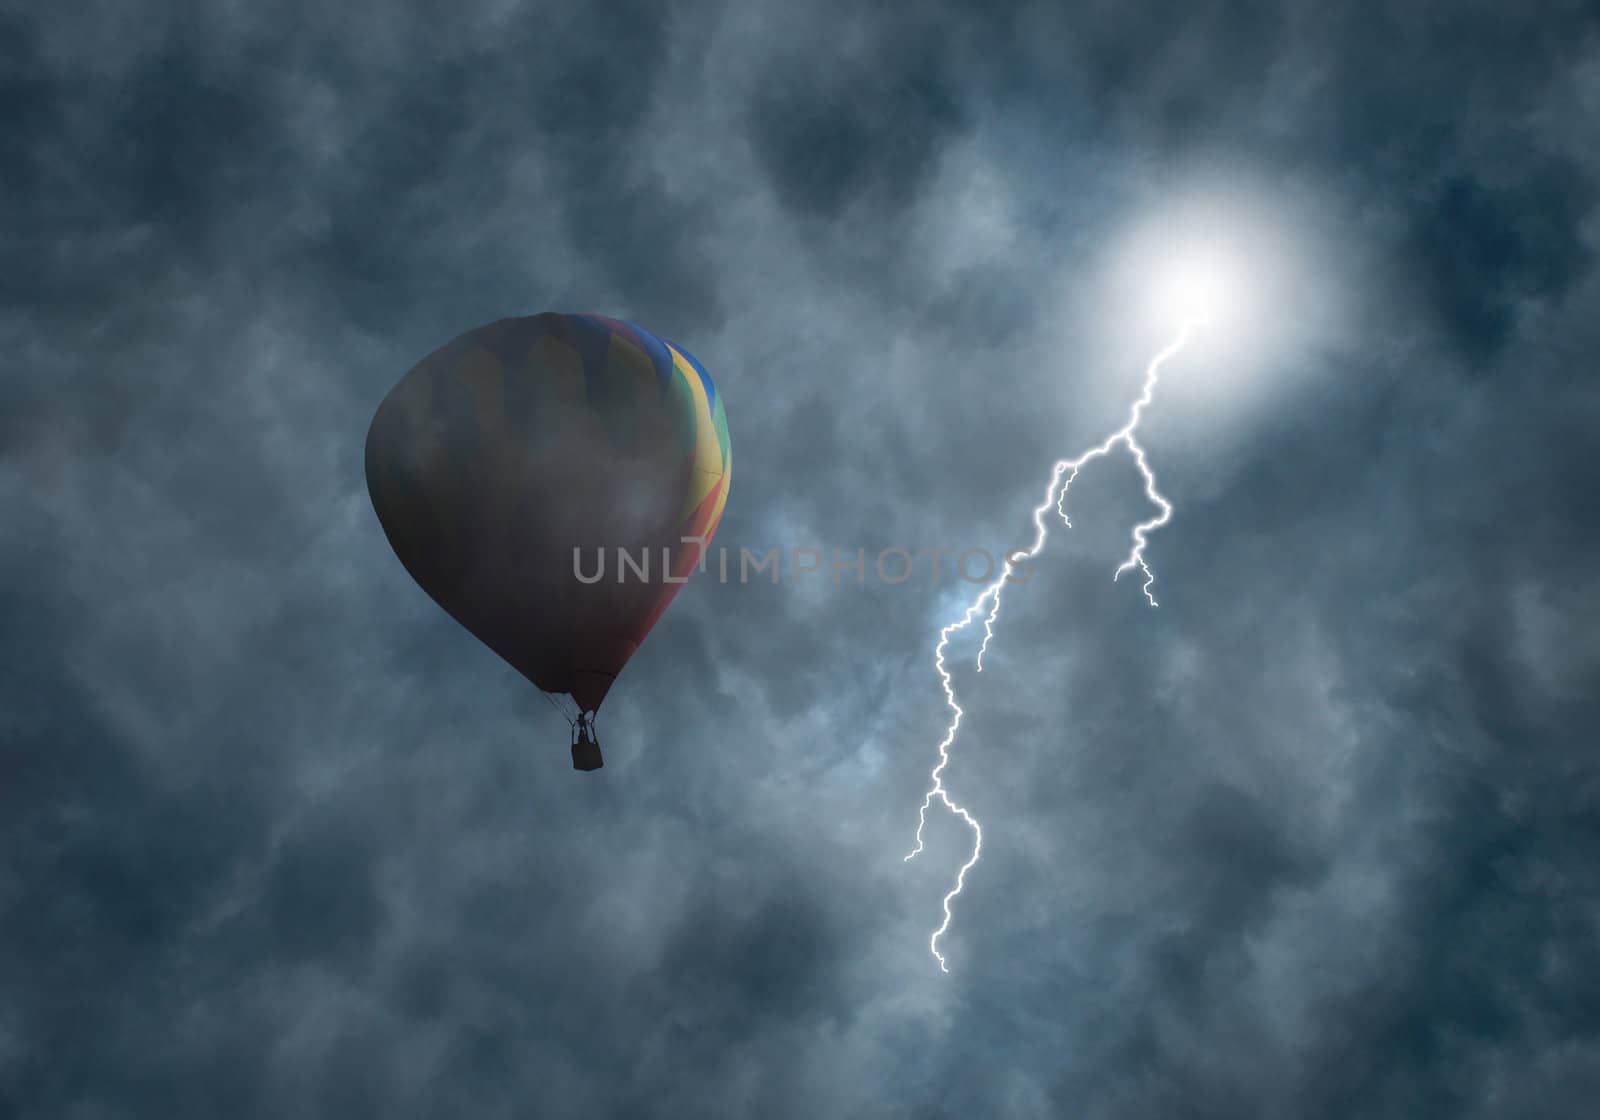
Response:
[619, 319, 677, 398]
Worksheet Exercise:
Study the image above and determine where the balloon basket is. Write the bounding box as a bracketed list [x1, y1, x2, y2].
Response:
[572, 737, 604, 772]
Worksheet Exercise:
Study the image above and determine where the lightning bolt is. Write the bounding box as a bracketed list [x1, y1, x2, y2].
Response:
[905, 319, 1200, 971]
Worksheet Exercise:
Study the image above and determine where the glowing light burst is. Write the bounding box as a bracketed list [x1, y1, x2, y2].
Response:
[905, 318, 1202, 972]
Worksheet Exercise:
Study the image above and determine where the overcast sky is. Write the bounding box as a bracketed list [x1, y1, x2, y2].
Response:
[4, 2, 1599, 1117]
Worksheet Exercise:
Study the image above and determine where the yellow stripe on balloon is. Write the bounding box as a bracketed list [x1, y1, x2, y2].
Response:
[705, 466, 730, 529]
[669, 346, 724, 480]
[680, 469, 717, 521]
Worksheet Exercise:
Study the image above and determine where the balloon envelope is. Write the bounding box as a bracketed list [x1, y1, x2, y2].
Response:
[365, 312, 730, 713]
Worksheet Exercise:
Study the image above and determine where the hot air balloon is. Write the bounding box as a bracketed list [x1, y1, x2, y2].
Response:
[364, 313, 731, 771]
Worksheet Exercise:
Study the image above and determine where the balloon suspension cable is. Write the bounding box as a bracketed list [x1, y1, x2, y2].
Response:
[539, 689, 577, 727]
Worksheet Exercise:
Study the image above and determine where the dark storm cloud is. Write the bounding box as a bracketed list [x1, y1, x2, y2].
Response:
[1406, 163, 1593, 359]
[745, 41, 966, 222]
[4, 0, 1599, 1117]
[288, 0, 726, 335]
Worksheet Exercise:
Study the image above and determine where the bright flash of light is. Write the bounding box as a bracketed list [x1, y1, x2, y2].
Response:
[1153, 249, 1238, 328]
[905, 318, 1201, 972]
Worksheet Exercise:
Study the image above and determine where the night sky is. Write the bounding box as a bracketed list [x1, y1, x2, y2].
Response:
[5, 3, 1600, 1117]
